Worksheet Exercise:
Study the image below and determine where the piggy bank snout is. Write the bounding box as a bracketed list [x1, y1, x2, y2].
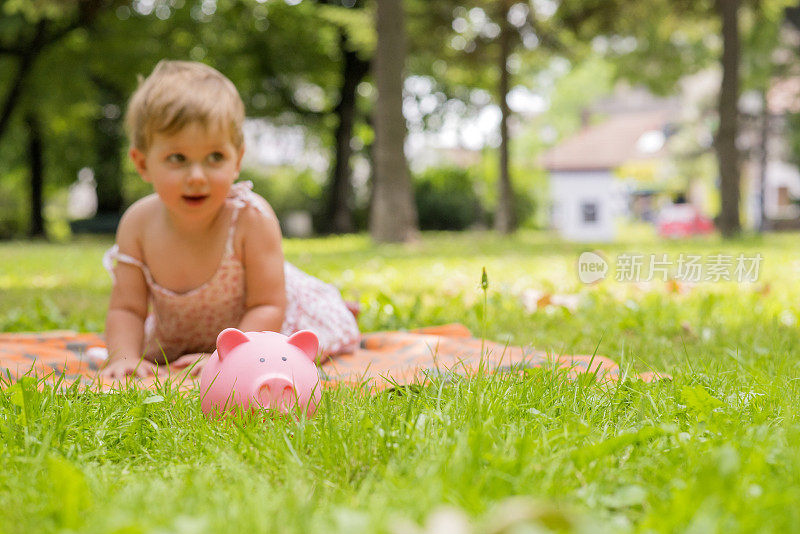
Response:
[256, 375, 296, 409]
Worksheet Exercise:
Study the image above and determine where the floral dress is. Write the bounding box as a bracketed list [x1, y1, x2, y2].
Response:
[103, 182, 360, 361]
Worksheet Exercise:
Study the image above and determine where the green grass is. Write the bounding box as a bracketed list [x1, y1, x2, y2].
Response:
[2, 230, 800, 532]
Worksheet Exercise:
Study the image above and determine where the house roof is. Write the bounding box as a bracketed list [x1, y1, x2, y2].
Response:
[541, 110, 672, 172]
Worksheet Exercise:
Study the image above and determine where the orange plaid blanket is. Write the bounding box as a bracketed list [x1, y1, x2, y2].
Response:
[0, 324, 661, 390]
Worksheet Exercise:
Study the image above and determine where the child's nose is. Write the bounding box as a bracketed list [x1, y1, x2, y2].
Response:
[186, 163, 206, 184]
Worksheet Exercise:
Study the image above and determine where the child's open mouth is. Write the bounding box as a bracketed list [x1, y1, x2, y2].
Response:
[182, 195, 209, 206]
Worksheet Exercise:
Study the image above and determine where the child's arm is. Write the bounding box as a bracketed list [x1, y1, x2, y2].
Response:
[237, 205, 287, 332]
[101, 208, 154, 379]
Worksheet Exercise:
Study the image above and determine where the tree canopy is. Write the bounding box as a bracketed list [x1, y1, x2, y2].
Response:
[0, 0, 797, 239]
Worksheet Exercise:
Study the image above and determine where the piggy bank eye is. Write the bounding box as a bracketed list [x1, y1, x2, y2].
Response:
[281, 356, 287, 361]
[259, 358, 265, 363]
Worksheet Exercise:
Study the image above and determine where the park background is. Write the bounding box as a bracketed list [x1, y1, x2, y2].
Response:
[4, 1, 800, 533]
[4, 0, 800, 242]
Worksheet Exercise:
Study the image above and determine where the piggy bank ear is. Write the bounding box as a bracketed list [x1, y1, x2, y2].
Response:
[287, 330, 319, 361]
[216, 328, 250, 361]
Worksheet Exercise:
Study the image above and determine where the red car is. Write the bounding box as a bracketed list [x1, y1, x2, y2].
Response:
[657, 204, 715, 238]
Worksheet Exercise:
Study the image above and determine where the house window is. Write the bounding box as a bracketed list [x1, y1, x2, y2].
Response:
[778, 186, 791, 207]
[581, 201, 598, 224]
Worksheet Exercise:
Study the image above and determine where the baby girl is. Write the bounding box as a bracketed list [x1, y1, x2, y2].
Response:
[101, 60, 359, 379]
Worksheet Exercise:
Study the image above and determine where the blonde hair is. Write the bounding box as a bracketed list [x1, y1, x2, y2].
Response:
[125, 60, 245, 151]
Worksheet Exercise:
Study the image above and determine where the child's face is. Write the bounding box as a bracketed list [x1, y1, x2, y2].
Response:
[130, 122, 244, 221]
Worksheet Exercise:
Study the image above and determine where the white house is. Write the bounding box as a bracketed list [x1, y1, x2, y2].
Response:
[549, 171, 618, 242]
[542, 109, 674, 242]
[745, 160, 800, 227]
[543, 72, 800, 239]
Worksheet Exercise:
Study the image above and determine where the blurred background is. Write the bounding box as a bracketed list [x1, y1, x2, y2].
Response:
[1, 0, 799, 243]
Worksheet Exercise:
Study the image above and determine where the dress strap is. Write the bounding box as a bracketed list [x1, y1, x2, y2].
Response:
[102, 244, 156, 286]
[227, 180, 273, 219]
[225, 205, 241, 256]
[224, 180, 275, 256]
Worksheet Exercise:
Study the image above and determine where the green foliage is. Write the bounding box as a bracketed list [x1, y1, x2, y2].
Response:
[471, 152, 541, 228]
[1, 0, 75, 21]
[680, 384, 724, 425]
[555, 0, 716, 94]
[0, 170, 27, 238]
[243, 167, 325, 232]
[317, 4, 375, 56]
[540, 55, 616, 140]
[42, 455, 93, 529]
[413, 166, 483, 230]
[0, 0, 375, 238]
[555, 0, 794, 95]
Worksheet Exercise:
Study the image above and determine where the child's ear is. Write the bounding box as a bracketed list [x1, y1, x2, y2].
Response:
[129, 147, 150, 182]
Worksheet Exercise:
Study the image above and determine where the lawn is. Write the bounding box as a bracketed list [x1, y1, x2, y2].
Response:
[2, 230, 800, 533]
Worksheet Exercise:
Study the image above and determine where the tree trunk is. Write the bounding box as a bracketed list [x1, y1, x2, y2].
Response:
[324, 31, 370, 234]
[715, 0, 742, 237]
[0, 23, 46, 147]
[758, 89, 769, 232]
[26, 111, 45, 239]
[92, 78, 125, 215]
[0, 2, 106, 147]
[494, 0, 516, 234]
[369, 0, 418, 242]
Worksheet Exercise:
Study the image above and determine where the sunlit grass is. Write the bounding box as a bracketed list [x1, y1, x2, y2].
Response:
[2, 230, 800, 532]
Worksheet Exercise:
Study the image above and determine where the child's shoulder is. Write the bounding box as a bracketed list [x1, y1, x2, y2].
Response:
[234, 195, 283, 254]
[119, 194, 160, 228]
[115, 194, 161, 245]
[238, 197, 281, 236]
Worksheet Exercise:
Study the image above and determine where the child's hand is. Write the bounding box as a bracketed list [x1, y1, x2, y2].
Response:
[100, 357, 156, 380]
[168, 353, 209, 376]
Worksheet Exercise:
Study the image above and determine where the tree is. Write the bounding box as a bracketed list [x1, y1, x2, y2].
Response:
[555, 0, 793, 237]
[324, 28, 371, 233]
[0, 0, 110, 146]
[315, 1, 372, 233]
[24, 111, 44, 237]
[716, 0, 742, 236]
[370, 0, 418, 242]
[494, 0, 516, 234]
[0, 0, 113, 237]
[407, 0, 565, 234]
[212, 0, 375, 234]
[1, 0, 381, 238]
[741, 2, 796, 232]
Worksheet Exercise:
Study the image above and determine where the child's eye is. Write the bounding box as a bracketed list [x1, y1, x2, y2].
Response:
[207, 152, 225, 163]
[166, 153, 185, 164]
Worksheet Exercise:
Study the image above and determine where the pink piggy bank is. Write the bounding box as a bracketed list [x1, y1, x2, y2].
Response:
[199, 328, 322, 419]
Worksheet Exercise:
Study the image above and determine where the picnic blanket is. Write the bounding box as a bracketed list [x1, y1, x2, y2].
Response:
[0, 324, 661, 391]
